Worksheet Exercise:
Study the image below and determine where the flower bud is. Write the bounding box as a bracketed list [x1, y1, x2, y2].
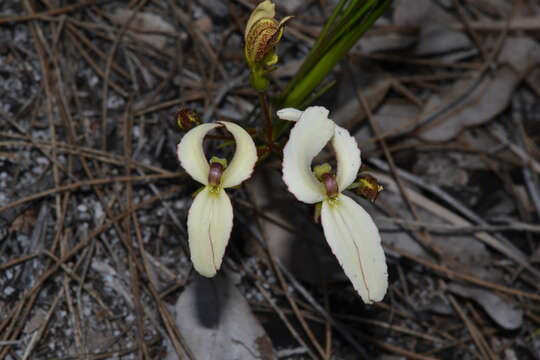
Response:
[355, 174, 383, 203]
[176, 108, 200, 131]
[244, 1, 292, 91]
[245, 17, 290, 66]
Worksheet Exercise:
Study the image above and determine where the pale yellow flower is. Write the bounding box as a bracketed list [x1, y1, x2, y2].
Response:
[177, 121, 257, 277]
[278, 107, 388, 303]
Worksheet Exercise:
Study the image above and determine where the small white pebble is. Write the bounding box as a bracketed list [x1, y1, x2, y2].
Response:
[4, 286, 15, 295]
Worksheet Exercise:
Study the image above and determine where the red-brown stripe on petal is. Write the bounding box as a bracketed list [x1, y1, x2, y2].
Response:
[245, 17, 278, 63]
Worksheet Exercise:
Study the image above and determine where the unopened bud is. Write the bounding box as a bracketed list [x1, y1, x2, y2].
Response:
[176, 108, 200, 131]
[245, 16, 291, 66]
[355, 174, 383, 203]
[244, 1, 292, 91]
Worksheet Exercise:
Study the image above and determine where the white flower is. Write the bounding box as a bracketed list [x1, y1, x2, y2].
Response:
[177, 121, 257, 277]
[278, 106, 388, 303]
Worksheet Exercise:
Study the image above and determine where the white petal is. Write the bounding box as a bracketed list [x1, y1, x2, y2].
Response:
[177, 123, 220, 185]
[282, 106, 335, 204]
[187, 186, 233, 277]
[276, 108, 303, 122]
[321, 194, 387, 303]
[219, 121, 258, 188]
[333, 125, 361, 191]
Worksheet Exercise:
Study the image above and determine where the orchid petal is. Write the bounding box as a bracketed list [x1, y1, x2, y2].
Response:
[276, 108, 303, 122]
[219, 121, 257, 188]
[177, 123, 220, 185]
[333, 125, 361, 191]
[321, 194, 387, 303]
[282, 106, 335, 204]
[245, 0, 275, 42]
[187, 186, 233, 277]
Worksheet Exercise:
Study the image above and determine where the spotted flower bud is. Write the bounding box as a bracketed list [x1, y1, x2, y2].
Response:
[244, 0, 292, 91]
[355, 174, 383, 203]
[176, 108, 201, 131]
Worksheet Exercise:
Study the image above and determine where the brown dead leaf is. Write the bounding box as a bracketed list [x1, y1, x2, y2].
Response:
[415, 23, 471, 56]
[353, 98, 421, 152]
[418, 37, 540, 142]
[194, 15, 212, 33]
[374, 175, 489, 266]
[333, 72, 392, 130]
[167, 273, 275, 360]
[448, 283, 523, 330]
[393, 0, 452, 27]
[374, 172, 533, 274]
[110, 9, 176, 50]
[23, 309, 47, 334]
[357, 32, 416, 54]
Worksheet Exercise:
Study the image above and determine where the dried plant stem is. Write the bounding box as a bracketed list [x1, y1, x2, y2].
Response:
[258, 92, 278, 153]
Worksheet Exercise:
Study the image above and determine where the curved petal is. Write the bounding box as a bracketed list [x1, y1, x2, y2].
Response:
[177, 123, 221, 185]
[187, 186, 233, 277]
[321, 194, 387, 303]
[245, 0, 275, 42]
[282, 106, 334, 204]
[333, 125, 361, 191]
[276, 107, 303, 122]
[219, 121, 258, 188]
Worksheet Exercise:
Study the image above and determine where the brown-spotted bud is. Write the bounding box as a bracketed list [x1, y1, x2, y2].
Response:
[176, 108, 200, 131]
[244, 1, 292, 68]
[355, 174, 383, 203]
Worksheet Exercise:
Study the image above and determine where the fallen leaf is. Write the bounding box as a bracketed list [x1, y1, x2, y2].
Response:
[373, 170, 538, 279]
[417, 37, 540, 142]
[415, 23, 471, 56]
[353, 98, 421, 153]
[357, 32, 416, 54]
[333, 71, 392, 131]
[373, 175, 488, 266]
[167, 273, 275, 360]
[448, 283, 523, 330]
[197, 0, 229, 17]
[393, 0, 439, 26]
[110, 9, 176, 50]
